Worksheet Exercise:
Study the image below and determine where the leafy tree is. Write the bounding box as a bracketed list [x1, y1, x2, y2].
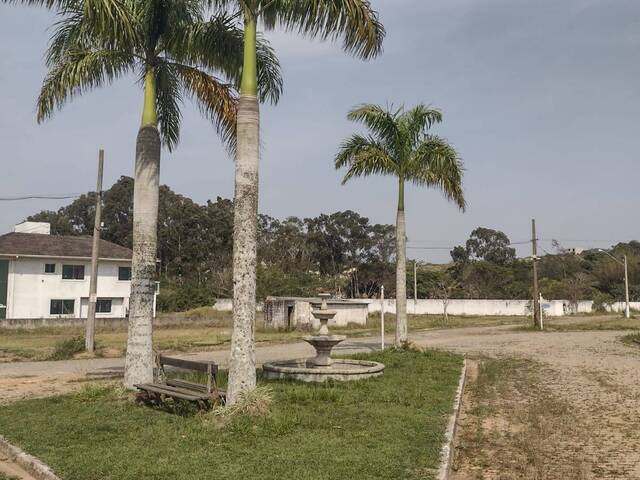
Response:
[464, 227, 515, 264]
[222, 0, 385, 405]
[5, 0, 283, 387]
[336, 103, 465, 345]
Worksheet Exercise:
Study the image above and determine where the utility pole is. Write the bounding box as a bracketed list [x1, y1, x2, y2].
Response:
[624, 255, 630, 319]
[86, 149, 104, 353]
[413, 260, 418, 305]
[532, 219, 540, 328]
[598, 249, 630, 319]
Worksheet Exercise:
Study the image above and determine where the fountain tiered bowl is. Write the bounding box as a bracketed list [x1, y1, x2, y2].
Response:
[263, 294, 384, 383]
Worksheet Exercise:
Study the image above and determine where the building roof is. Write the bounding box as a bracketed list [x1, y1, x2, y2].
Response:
[0, 232, 132, 261]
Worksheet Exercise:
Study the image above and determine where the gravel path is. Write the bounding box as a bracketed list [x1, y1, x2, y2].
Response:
[409, 325, 640, 479]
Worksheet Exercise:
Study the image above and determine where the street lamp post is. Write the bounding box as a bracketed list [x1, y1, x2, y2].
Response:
[598, 249, 630, 319]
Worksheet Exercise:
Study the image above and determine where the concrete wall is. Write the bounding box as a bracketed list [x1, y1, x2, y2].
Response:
[209, 297, 640, 318]
[5, 257, 131, 319]
[361, 299, 536, 316]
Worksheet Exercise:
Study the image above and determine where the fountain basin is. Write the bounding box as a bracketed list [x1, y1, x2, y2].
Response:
[263, 358, 385, 383]
[303, 334, 346, 366]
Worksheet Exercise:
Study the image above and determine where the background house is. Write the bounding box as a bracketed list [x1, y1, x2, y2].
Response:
[0, 222, 134, 321]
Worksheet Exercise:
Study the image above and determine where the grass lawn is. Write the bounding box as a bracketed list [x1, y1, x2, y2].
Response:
[0, 311, 521, 362]
[0, 350, 462, 480]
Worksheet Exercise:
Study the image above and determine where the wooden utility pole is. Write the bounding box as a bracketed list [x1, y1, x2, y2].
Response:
[624, 255, 630, 319]
[86, 149, 104, 353]
[532, 218, 540, 328]
[413, 260, 418, 305]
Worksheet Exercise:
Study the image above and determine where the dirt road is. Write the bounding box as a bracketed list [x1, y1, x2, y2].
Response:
[408, 325, 640, 479]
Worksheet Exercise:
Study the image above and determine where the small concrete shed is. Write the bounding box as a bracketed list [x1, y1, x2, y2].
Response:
[264, 296, 369, 330]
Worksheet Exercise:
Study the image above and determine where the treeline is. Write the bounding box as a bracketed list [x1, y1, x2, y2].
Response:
[412, 227, 640, 308]
[28, 177, 395, 311]
[28, 178, 638, 311]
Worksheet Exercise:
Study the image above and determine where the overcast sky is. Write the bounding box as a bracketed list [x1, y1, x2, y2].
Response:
[1, 0, 639, 262]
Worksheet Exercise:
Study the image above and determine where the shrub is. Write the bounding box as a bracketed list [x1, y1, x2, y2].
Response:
[48, 336, 86, 360]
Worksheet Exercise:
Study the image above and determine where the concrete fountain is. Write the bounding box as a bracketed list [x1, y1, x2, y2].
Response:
[263, 293, 384, 382]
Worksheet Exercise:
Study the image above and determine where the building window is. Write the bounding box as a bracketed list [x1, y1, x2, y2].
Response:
[118, 266, 132, 281]
[50, 299, 74, 315]
[96, 299, 112, 313]
[62, 264, 85, 280]
[44, 263, 56, 274]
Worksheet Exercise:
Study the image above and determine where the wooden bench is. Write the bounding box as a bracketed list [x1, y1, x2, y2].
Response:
[135, 355, 225, 408]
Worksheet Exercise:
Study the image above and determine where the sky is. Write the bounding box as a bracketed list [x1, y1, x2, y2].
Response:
[1, 0, 639, 263]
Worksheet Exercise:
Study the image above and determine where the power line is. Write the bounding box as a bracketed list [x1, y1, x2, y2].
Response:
[0, 193, 83, 201]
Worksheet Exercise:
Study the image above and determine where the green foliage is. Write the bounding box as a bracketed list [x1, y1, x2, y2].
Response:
[48, 336, 86, 360]
[335, 103, 466, 210]
[7, 0, 284, 151]
[0, 350, 462, 480]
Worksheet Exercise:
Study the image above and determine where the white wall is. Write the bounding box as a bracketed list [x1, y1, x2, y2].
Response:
[211, 297, 634, 318]
[6, 257, 131, 319]
[361, 299, 535, 316]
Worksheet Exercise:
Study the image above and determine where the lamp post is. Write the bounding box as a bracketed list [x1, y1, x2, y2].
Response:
[598, 249, 630, 319]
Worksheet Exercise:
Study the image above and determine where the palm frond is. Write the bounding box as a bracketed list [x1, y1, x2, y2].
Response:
[347, 103, 401, 152]
[173, 62, 238, 152]
[1, 0, 74, 9]
[398, 104, 442, 147]
[334, 134, 397, 184]
[154, 62, 183, 151]
[46, 0, 139, 66]
[169, 16, 283, 104]
[37, 48, 134, 122]
[407, 135, 466, 211]
[260, 0, 385, 60]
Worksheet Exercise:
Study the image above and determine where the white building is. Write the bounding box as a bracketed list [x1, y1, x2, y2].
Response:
[0, 222, 133, 320]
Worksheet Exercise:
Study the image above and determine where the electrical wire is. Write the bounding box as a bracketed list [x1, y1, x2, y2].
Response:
[0, 193, 83, 201]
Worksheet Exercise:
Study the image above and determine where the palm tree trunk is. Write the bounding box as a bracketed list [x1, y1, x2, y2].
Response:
[227, 12, 258, 405]
[124, 69, 160, 388]
[395, 177, 408, 345]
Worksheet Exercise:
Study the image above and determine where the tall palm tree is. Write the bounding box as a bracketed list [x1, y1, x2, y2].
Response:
[4, 0, 283, 387]
[335, 104, 466, 345]
[215, 0, 385, 405]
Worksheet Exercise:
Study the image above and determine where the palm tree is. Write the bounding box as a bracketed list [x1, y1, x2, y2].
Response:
[216, 0, 385, 405]
[4, 0, 283, 387]
[335, 104, 465, 345]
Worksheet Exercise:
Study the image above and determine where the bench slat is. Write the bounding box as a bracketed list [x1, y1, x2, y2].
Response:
[159, 355, 218, 373]
[166, 379, 209, 393]
[135, 383, 208, 401]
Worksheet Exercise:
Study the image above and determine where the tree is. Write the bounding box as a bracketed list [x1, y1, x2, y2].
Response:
[7, 0, 283, 387]
[335, 103, 465, 345]
[465, 227, 515, 264]
[223, 0, 385, 405]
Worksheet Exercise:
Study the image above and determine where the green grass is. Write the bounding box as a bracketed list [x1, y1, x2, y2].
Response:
[0, 312, 520, 362]
[0, 350, 462, 480]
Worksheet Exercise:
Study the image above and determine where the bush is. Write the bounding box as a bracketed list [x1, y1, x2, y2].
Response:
[48, 336, 86, 360]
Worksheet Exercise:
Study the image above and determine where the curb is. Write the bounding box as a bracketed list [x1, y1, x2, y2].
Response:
[436, 358, 467, 480]
[0, 435, 61, 480]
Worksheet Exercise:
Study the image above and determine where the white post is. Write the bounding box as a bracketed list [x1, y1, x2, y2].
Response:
[380, 285, 385, 350]
[624, 255, 630, 319]
[539, 293, 544, 330]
